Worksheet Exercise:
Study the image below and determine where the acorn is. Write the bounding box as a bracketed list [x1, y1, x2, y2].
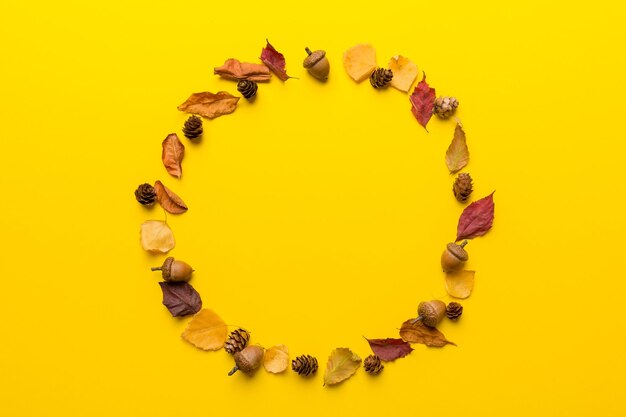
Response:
[441, 241, 469, 272]
[303, 47, 330, 81]
[412, 300, 447, 328]
[151, 257, 194, 282]
[228, 345, 264, 376]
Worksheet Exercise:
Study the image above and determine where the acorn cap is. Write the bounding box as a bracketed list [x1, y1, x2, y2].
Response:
[160, 257, 175, 280]
[447, 242, 469, 262]
[303, 49, 326, 68]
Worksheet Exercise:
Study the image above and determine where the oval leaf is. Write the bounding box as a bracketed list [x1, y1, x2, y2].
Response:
[409, 72, 435, 130]
[445, 270, 475, 299]
[140, 220, 175, 253]
[446, 122, 470, 173]
[154, 181, 188, 214]
[181, 309, 228, 351]
[323, 348, 361, 386]
[456, 192, 495, 241]
[365, 338, 413, 362]
[177, 91, 239, 119]
[161, 133, 184, 179]
[159, 281, 202, 317]
[263, 345, 290, 374]
[399, 319, 455, 347]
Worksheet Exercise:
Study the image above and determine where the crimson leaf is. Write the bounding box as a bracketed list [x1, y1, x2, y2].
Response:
[159, 281, 202, 317]
[260, 39, 290, 81]
[409, 72, 435, 130]
[365, 338, 413, 362]
[456, 192, 495, 241]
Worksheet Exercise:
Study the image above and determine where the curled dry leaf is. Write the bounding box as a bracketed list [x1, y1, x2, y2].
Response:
[214, 58, 271, 82]
[324, 348, 361, 386]
[177, 91, 240, 120]
[456, 192, 495, 241]
[161, 134, 184, 179]
[409, 72, 436, 130]
[260, 39, 290, 81]
[446, 122, 470, 173]
[343, 44, 377, 83]
[365, 338, 413, 362]
[159, 281, 202, 317]
[181, 309, 228, 351]
[445, 270, 476, 299]
[399, 319, 456, 347]
[154, 181, 187, 214]
[388, 55, 418, 93]
[263, 344, 290, 373]
[140, 220, 175, 253]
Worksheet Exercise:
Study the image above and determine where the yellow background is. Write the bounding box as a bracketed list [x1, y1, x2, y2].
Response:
[1, 1, 625, 415]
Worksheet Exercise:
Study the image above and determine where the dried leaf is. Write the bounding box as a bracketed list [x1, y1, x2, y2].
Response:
[388, 55, 418, 93]
[365, 338, 413, 361]
[409, 72, 436, 130]
[177, 91, 240, 120]
[260, 39, 289, 81]
[263, 345, 289, 373]
[399, 319, 456, 347]
[159, 281, 202, 317]
[140, 220, 175, 253]
[445, 270, 476, 299]
[214, 58, 271, 82]
[323, 348, 361, 386]
[154, 181, 187, 214]
[181, 309, 228, 351]
[343, 44, 377, 82]
[456, 192, 495, 241]
[446, 122, 470, 173]
[161, 134, 184, 179]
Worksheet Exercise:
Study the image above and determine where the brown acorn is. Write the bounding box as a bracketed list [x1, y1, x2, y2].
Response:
[151, 257, 194, 282]
[412, 300, 447, 327]
[228, 345, 264, 376]
[303, 47, 330, 81]
[441, 241, 469, 272]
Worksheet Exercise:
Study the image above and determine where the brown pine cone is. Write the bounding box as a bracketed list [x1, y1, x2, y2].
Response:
[224, 329, 250, 355]
[237, 79, 258, 99]
[292, 355, 318, 376]
[446, 302, 463, 320]
[363, 355, 384, 375]
[182, 115, 203, 140]
[134, 183, 157, 206]
[453, 173, 473, 203]
[434, 96, 459, 118]
[370, 68, 393, 89]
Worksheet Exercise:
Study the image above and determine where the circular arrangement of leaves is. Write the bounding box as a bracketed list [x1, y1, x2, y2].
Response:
[136, 40, 495, 386]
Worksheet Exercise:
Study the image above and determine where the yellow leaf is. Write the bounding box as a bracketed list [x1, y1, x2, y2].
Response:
[323, 347, 361, 386]
[181, 309, 228, 351]
[140, 220, 175, 253]
[388, 55, 418, 93]
[263, 344, 289, 373]
[445, 270, 476, 299]
[343, 44, 377, 83]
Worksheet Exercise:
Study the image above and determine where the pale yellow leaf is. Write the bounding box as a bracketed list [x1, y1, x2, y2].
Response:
[445, 270, 476, 299]
[263, 344, 289, 373]
[323, 347, 361, 386]
[445, 123, 470, 173]
[140, 220, 175, 253]
[388, 55, 418, 93]
[181, 309, 228, 350]
[343, 44, 377, 83]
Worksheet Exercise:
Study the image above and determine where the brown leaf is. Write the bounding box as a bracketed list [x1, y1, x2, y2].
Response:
[161, 134, 184, 179]
[456, 192, 495, 241]
[154, 181, 187, 214]
[260, 39, 290, 81]
[399, 319, 456, 347]
[140, 220, 175, 253]
[177, 91, 240, 120]
[181, 309, 228, 351]
[323, 348, 361, 386]
[445, 270, 476, 299]
[365, 338, 413, 361]
[263, 345, 289, 373]
[214, 58, 271, 82]
[159, 281, 202, 317]
[388, 55, 418, 93]
[446, 122, 470, 173]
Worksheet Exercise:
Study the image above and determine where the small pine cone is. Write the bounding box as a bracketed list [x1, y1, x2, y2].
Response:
[446, 302, 463, 320]
[237, 80, 258, 99]
[434, 96, 459, 118]
[224, 329, 250, 355]
[292, 355, 318, 376]
[363, 355, 384, 375]
[182, 115, 203, 140]
[134, 183, 157, 206]
[453, 173, 473, 203]
[370, 68, 393, 89]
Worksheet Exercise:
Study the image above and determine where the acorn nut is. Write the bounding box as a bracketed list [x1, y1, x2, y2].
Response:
[151, 257, 194, 282]
[441, 241, 469, 272]
[412, 300, 447, 328]
[228, 345, 264, 376]
[303, 47, 330, 81]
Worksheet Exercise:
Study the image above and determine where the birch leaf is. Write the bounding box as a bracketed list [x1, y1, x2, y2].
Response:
[140, 220, 175, 253]
[323, 348, 361, 386]
[181, 309, 228, 351]
[161, 134, 184, 179]
[446, 122, 470, 173]
[263, 345, 289, 373]
[445, 270, 476, 299]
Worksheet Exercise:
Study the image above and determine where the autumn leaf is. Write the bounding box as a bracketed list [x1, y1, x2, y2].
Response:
[456, 192, 495, 241]
[323, 348, 361, 386]
[177, 91, 240, 119]
[446, 122, 470, 173]
[343, 44, 377, 83]
[214, 58, 271, 82]
[181, 309, 228, 351]
[161, 134, 184, 179]
[260, 39, 290, 81]
[154, 181, 187, 214]
[159, 281, 202, 317]
[365, 338, 413, 361]
[263, 345, 289, 373]
[399, 319, 456, 347]
[140, 220, 175, 253]
[409, 72, 436, 130]
[445, 270, 475, 299]
[388, 55, 418, 93]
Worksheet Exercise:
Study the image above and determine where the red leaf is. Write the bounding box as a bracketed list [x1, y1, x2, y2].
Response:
[260, 39, 290, 81]
[365, 338, 413, 362]
[409, 72, 436, 130]
[159, 281, 202, 317]
[456, 192, 495, 241]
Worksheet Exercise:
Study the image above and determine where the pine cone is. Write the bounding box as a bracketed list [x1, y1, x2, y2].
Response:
[363, 355, 384, 375]
[434, 96, 459, 118]
[134, 183, 157, 206]
[370, 68, 393, 89]
[446, 302, 463, 320]
[224, 329, 250, 355]
[453, 173, 473, 203]
[182, 115, 203, 140]
[292, 355, 318, 376]
[237, 80, 258, 99]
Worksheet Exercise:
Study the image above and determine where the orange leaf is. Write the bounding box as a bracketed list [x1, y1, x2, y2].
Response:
[161, 133, 184, 179]
[445, 270, 475, 299]
[177, 91, 239, 120]
[154, 181, 187, 214]
[214, 58, 271, 82]
[445, 122, 470, 173]
[399, 319, 455, 347]
[388, 55, 418, 93]
[181, 309, 228, 351]
[263, 345, 289, 373]
[139, 220, 175, 253]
